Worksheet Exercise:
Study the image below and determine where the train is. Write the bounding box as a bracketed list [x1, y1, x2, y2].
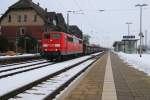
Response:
[40, 31, 102, 61]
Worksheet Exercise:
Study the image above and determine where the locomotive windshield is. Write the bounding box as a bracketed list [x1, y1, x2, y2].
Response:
[51, 34, 60, 39]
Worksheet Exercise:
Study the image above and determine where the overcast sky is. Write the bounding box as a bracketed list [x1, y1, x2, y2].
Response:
[0, 0, 150, 47]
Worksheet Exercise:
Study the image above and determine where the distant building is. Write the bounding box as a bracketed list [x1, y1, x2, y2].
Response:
[113, 41, 124, 52]
[122, 35, 138, 53]
[0, 0, 67, 52]
[113, 35, 138, 53]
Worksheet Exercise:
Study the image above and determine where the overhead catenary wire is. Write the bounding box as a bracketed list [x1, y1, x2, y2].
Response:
[72, 0, 96, 33]
[52, 0, 66, 12]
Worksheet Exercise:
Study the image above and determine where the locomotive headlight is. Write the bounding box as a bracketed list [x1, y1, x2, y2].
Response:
[54, 44, 60, 47]
[43, 44, 48, 47]
[45, 49, 48, 51]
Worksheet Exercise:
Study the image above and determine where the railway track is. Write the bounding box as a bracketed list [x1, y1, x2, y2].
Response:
[0, 62, 54, 79]
[0, 52, 104, 100]
[0, 54, 41, 64]
[0, 59, 54, 79]
[0, 59, 47, 68]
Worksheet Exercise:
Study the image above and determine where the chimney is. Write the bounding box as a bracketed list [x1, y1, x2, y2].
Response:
[37, 2, 40, 6]
[45, 8, 47, 12]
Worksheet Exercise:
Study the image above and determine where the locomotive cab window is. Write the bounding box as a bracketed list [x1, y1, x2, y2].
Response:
[51, 34, 61, 39]
[67, 36, 73, 42]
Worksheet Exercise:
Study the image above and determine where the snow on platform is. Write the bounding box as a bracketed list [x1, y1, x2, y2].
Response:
[117, 52, 150, 75]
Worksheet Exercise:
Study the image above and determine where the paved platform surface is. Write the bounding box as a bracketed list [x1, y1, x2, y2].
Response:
[111, 53, 150, 100]
[63, 52, 150, 100]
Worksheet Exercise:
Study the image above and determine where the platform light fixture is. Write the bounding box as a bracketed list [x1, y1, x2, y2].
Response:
[126, 22, 132, 36]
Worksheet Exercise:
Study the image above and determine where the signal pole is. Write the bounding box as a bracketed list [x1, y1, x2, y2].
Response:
[135, 4, 148, 57]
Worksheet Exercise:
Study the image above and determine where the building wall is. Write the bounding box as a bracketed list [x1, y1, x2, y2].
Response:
[0, 9, 46, 52]
[0, 9, 44, 26]
[1, 26, 44, 40]
[0, 9, 47, 40]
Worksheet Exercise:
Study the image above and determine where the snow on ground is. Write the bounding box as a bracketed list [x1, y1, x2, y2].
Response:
[0, 53, 40, 60]
[12, 60, 95, 100]
[117, 52, 150, 75]
[0, 52, 101, 97]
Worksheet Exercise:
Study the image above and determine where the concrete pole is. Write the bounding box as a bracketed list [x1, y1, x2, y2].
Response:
[135, 4, 148, 57]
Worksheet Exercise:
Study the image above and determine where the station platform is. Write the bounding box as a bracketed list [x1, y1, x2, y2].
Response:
[61, 52, 150, 100]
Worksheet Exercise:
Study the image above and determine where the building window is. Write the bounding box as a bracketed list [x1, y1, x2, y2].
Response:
[24, 15, 27, 22]
[8, 15, 11, 22]
[34, 15, 37, 22]
[19, 28, 26, 35]
[53, 19, 57, 26]
[18, 15, 21, 22]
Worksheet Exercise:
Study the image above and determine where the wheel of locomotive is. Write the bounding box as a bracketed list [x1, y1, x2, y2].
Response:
[46, 56, 53, 61]
[56, 55, 62, 62]
[49, 57, 54, 61]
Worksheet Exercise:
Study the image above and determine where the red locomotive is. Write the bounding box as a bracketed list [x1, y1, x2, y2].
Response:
[41, 31, 83, 60]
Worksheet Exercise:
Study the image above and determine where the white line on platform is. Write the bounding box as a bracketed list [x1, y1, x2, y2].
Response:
[102, 53, 118, 100]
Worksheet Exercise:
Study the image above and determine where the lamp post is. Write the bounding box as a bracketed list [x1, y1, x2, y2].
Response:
[126, 22, 132, 36]
[135, 4, 148, 57]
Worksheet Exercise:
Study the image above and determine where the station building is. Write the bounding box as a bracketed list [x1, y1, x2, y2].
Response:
[0, 0, 68, 52]
[113, 35, 138, 54]
[122, 35, 138, 53]
[113, 41, 124, 52]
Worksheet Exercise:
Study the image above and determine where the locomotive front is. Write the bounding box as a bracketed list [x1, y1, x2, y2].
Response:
[41, 31, 62, 60]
